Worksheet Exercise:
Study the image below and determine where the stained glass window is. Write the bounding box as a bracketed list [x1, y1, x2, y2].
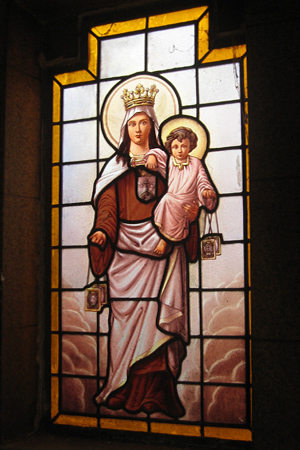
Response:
[51, 6, 251, 442]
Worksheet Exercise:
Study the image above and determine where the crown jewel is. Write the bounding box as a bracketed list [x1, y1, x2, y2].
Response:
[121, 83, 159, 110]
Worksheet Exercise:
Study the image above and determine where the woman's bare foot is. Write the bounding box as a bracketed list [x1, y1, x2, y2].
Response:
[154, 239, 168, 255]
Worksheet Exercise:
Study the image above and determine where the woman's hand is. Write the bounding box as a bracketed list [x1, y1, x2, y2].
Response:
[89, 231, 107, 249]
[183, 201, 199, 222]
[145, 154, 158, 170]
[202, 189, 217, 210]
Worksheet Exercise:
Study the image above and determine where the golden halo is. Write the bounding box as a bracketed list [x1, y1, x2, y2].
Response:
[102, 74, 180, 149]
[160, 116, 209, 160]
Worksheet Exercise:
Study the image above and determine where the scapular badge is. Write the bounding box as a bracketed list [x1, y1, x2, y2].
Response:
[136, 168, 157, 203]
[85, 283, 108, 312]
[201, 211, 223, 260]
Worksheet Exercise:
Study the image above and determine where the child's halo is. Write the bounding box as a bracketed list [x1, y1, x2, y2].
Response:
[160, 116, 209, 160]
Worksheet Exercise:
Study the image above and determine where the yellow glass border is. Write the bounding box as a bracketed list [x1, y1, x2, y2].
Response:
[51, 334, 59, 374]
[243, 56, 248, 98]
[149, 6, 208, 28]
[246, 147, 250, 187]
[91, 6, 208, 39]
[92, 17, 146, 37]
[55, 70, 96, 86]
[51, 5, 251, 441]
[198, 11, 210, 60]
[51, 291, 59, 331]
[100, 418, 148, 433]
[55, 415, 98, 428]
[51, 249, 59, 290]
[204, 427, 252, 441]
[52, 166, 60, 205]
[151, 423, 201, 437]
[248, 242, 251, 288]
[198, 12, 247, 63]
[51, 376, 59, 418]
[52, 125, 60, 164]
[51, 207, 59, 247]
[52, 81, 61, 123]
[88, 32, 98, 77]
[244, 102, 249, 146]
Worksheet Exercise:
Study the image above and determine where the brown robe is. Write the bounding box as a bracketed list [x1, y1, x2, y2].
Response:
[90, 168, 198, 417]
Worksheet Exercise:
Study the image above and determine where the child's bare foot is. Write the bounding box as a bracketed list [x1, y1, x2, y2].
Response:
[154, 239, 168, 255]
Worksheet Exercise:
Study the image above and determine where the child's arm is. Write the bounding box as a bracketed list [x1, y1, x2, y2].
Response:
[145, 154, 158, 170]
[197, 160, 217, 210]
[144, 148, 168, 177]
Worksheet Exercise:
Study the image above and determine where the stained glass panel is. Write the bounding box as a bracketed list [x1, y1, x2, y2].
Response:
[51, 5, 251, 442]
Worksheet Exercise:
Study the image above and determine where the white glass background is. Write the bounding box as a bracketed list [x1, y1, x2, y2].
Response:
[63, 84, 97, 121]
[148, 25, 195, 71]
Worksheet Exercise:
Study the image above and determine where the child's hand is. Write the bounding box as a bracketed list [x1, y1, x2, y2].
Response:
[89, 231, 107, 249]
[202, 189, 217, 210]
[145, 154, 158, 170]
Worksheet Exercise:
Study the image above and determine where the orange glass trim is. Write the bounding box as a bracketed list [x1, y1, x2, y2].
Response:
[198, 12, 247, 63]
[92, 17, 146, 37]
[247, 196, 251, 240]
[248, 291, 252, 336]
[51, 249, 59, 289]
[51, 334, 59, 373]
[151, 422, 201, 437]
[244, 102, 249, 146]
[51, 376, 59, 418]
[249, 339, 252, 383]
[149, 6, 208, 28]
[198, 12, 209, 60]
[52, 81, 61, 123]
[52, 166, 60, 205]
[51, 291, 59, 331]
[55, 70, 95, 86]
[203, 45, 247, 63]
[100, 418, 147, 432]
[204, 427, 252, 441]
[88, 33, 98, 77]
[55, 415, 98, 428]
[250, 387, 253, 426]
[248, 242, 251, 288]
[243, 56, 248, 99]
[52, 125, 60, 164]
[245, 147, 250, 192]
[51, 207, 59, 247]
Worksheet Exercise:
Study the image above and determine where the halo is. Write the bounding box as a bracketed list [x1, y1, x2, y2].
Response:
[160, 116, 209, 160]
[101, 74, 180, 149]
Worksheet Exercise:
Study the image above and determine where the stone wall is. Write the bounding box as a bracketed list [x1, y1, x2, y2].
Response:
[1, 0, 299, 448]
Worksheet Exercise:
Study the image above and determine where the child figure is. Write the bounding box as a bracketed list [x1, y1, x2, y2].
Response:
[145, 126, 217, 255]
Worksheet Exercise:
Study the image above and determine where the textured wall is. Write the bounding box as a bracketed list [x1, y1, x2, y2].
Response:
[247, 2, 300, 448]
[1, 1, 42, 442]
[1, 0, 300, 448]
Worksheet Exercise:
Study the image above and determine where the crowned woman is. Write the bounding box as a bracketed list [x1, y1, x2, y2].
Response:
[88, 82, 210, 417]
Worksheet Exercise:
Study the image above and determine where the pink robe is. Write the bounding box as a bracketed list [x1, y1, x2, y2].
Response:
[90, 154, 198, 416]
[147, 150, 214, 241]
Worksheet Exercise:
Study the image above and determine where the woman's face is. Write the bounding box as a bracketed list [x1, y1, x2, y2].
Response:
[127, 113, 152, 147]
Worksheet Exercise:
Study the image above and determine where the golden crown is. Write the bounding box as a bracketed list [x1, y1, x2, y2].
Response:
[121, 83, 159, 110]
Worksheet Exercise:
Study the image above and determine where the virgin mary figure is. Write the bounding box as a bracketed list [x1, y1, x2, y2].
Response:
[88, 78, 202, 417]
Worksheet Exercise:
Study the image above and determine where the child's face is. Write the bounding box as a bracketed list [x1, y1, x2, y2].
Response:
[171, 138, 190, 161]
